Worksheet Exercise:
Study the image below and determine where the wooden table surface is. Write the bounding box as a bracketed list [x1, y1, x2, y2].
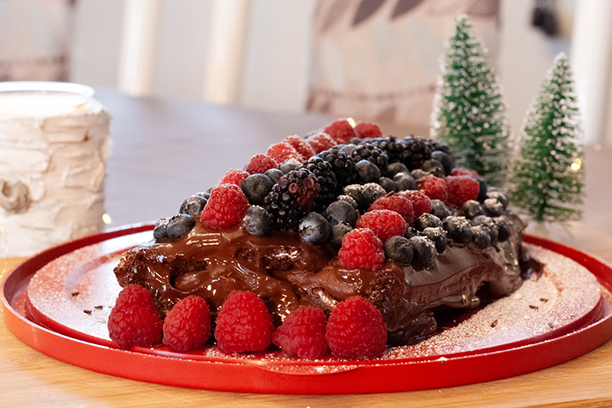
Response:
[2, 90, 612, 407]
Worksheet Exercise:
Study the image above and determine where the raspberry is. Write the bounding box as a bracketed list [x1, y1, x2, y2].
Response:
[272, 306, 329, 359]
[219, 169, 249, 187]
[245, 154, 278, 175]
[446, 175, 480, 207]
[418, 176, 447, 201]
[326, 296, 387, 359]
[324, 119, 357, 143]
[214, 291, 274, 353]
[200, 184, 250, 229]
[307, 132, 336, 154]
[283, 135, 315, 160]
[354, 122, 382, 139]
[162, 295, 211, 352]
[399, 190, 431, 218]
[356, 209, 406, 243]
[368, 194, 414, 225]
[267, 142, 303, 164]
[108, 285, 162, 350]
[338, 228, 385, 271]
[450, 167, 479, 177]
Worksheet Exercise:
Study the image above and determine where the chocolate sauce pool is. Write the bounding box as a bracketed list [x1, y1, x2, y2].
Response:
[114, 213, 536, 345]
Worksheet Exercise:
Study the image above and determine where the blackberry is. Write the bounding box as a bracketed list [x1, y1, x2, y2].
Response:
[264, 169, 320, 231]
[398, 136, 433, 170]
[351, 144, 389, 175]
[302, 156, 338, 211]
[318, 148, 357, 187]
[367, 136, 406, 164]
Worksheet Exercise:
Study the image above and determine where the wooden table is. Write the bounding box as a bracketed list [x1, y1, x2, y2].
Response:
[2, 90, 612, 407]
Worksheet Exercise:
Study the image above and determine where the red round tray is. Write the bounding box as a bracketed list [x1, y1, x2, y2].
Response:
[3, 224, 612, 394]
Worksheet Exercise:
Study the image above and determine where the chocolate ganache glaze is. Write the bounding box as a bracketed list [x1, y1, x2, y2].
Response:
[114, 211, 536, 346]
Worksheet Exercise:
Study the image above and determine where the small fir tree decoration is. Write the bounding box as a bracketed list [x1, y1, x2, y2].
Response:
[511, 53, 584, 223]
[431, 15, 510, 187]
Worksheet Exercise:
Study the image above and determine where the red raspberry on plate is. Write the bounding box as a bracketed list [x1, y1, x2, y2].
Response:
[272, 306, 329, 359]
[163, 295, 211, 352]
[283, 135, 315, 160]
[267, 142, 303, 164]
[368, 194, 414, 225]
[450, 167, 479, 177]
[356, 209, 406, 243]
[245, 154, 278, 175]
[446, 175, 480, 207]
[324, 119, 357, 143]
[418, 175, 447, 201]
[219, 169, 249, 187]
[307, 132, 336, 153]
[399, 190, 431, 218]
[326, 296, 387, 360]
[354, 122, 382, 139]
[338, 228, 385, 271]
[214, 291, 275, 353]
[200, 184, 250, 229]
[108, 285, 162, 350]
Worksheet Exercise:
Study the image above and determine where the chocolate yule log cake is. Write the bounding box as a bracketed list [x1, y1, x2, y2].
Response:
[111, 119, 540, 359]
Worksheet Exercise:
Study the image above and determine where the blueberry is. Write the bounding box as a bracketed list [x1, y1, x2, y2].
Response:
[387, 162, 409, 178]
[241, 174, 274, 206]
[476, 178, 488, 202]
[264, 168, 283, 183]
[471, 215, 499, 244]
[195, 190, 211, 200]
[331, 221, 353, 247]
[299, 212, 331, 244]
[356, 160, 381, 183]
[384, 236, 414, 265]
[167, 214, 196, 239]
[496, 216, 511, 242]
[483, 198, 504, 217]
[242, 205, 274, 237]
[462, 200, 484, 219]
[430, 199, 452, 220]
[487, 191, 508, 209]
[414, 213, 443, 230]
[280, 159, 301, 174]
[343, 184, 365, 208]
[379, 177, 397, 193]
[443, 216, 473, 244]
[362, 183, 386, 209]
[409, 236, 437, 268]
[325, 200, 358, 227]
[348, 137, 362, 145]
[336, 194, 358, 209]
[472, 225, 491, 249]
[153, 217, 170, 241]
[431, 151, 453, 175]
[404, 226, 418, 239]
[422, 227, 447, 253]
[393, 173, 417, 191]
[421, 160, 444, 178]
[179, 195, 207, 216]
[410, 169, 429, 180]
[340, 144, 356, 156]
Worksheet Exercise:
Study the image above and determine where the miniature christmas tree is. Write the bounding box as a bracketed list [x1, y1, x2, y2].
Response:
[431, 14, 510, 187]
[511, 53, 584, 223]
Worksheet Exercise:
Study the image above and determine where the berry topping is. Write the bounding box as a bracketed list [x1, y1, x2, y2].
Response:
[302, 156, 338, 211]
[356, 159, 381, 183]
[336, 194, 358, 209]
[331, 221, 353, 247]
[430, 199, 452, 220]
[219, 169, 249, 187]
[431, 150, 454, 175]
[162, 295, 211, 352]
[325, 200, 358, 227]
[272, 306, 329, 359]
[245, 154, 278, 175]
[267, 142, 303, 164]
[200, 184, 250, 229]
[324, 119, 357, 143]
[471, 215, 499, 244]
[393, 172, 417, 191]
[422, 227, 447, 253]
[421, 160, 445, 178]
[351, 144, 389, 175]
[307, 132, 336, 153]
[472, 225, 492, 249]
[398, 136, 433, 170]
[214, 291, 275, 353]
[326, 296, 387, 360]
[356, 209, 406, 243]
[362, 183, 387, 210]
[317, 148, 358, 186]
[179, 195, 208, 217]
[487, 190, 508, 208]
[495, 216, 511, 242]
[241, 174, 275, 206]
[338, 228, 385, 270]
[108, 285, 163, 350]
[153, 217, 170, 241]
[369, 194, 414, 224]
[418, 176, 447, 201]
[343, 184, 365, 208]
[414, 213, 443, 230]
[384, 235, 414, 265]
[299, 212, 331, 244]
[483, 197, 504, 217]
[462, 200, 484, 219]
[443, 216, 473, 244]
[280, 159, 301, 174]
[387, 162, 409, 177]
[399, 190, 431, 218]
[242, 205, 274, 237]
[378, 177, 397, 193]
[283, 135, 315, 160]
[167, 214, 196, 239]
[410, 168, 430, 180]
[264, 168, 284, 183]
[446, 175, 480, 207]
[450, 167, 479, 177]
[409, 236, 438, 268]
[354, 122, 382, 139]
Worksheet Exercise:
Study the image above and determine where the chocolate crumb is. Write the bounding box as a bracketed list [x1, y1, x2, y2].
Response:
[570, 314, 575, 319]
[94, 305, 104, 310]
[83, 310, 92, 315]
[548, 322, 554, 329]
[71, 291, 80, 297]
[490, 319, 498, 328]
[540, 298, 548, 303]
[529, 305, 539, 310]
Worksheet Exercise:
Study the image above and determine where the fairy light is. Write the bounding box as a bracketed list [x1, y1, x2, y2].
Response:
[347, 117, 356, 127]
[570, 158, 581, 172]
[102, 213, 112, 224]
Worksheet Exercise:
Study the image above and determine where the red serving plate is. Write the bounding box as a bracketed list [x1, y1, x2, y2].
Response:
[2, 224, 612, 394]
